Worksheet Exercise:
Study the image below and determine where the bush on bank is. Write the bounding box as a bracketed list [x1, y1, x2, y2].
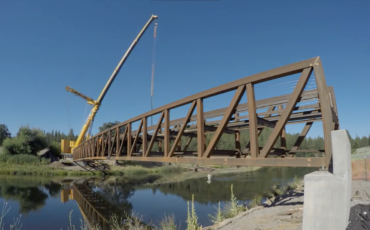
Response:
[1, 126, 62, 157]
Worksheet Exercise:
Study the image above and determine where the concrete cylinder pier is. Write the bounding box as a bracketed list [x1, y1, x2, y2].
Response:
[302, 130, 352, 230]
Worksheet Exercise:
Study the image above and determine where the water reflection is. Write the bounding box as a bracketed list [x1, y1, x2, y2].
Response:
[72, 178, 130, 230]
[0, 167, 316, 229]
[0, 177, 61, 214]
[138, 167, 315, 205]
[72, 176, 163, 230]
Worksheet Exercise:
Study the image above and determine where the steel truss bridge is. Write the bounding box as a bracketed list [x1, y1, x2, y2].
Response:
[73, 57, 339, 169]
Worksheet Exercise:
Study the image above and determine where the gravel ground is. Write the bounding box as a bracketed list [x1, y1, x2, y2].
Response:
[347, 204, 370, 230]
[204, 181, 370, 230]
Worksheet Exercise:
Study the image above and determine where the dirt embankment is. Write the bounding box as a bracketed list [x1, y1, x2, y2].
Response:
[204, 181, 370, 230]
[352, 146, 370, 181]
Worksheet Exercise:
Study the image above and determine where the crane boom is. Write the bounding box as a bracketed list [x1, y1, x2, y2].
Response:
[66, 86, 96, 105]
[61, 15, 158, 154]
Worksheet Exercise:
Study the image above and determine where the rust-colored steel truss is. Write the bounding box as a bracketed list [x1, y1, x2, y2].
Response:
[73, 179, 145, 230]
[73, 57, 339, 168]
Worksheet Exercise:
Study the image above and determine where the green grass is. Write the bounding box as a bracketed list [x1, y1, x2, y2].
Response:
[0, 154, 48, 166]
[0, 164, 185, 177]
[0, 164, 100, 176]
[0, 154, 184, 177]
[111, 165, 184, 176]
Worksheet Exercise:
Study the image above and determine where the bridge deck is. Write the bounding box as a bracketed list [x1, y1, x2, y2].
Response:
[73, 57, 339, 168]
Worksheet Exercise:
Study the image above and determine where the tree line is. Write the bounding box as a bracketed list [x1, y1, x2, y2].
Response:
[0, 122, 369, 156]
[0, 124, 78, 156]
[182, 128, 370, 156]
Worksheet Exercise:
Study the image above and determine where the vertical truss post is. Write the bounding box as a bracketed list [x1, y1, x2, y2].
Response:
[158, 141, 162, 152]
[116, 127, 119, 157]
[203, 85, 246, 158]
[235, 131, 241, 155]
[164, 109, 170, 157]
[246, 83, 259, 158]
[278, 105, 287, 155]
[313, 57, 333, 169]
[197, 99, 205, 158]
[108, 131, 112, 158]
[328, 86, 339, 130]
[259, 67, 312, 158]
[127, 123, 131, 157]
[96, 137, 100, 158]
[101, 133, 107, 157]
[90, 138, 95, 157]
[142, 117, 148, 156]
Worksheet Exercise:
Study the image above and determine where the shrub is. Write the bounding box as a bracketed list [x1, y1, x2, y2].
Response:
[2, 126, 48, 155]
[49, 141, 61, 156]
[2, 136, 31, 155]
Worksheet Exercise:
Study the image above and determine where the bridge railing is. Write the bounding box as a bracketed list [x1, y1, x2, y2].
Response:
[73, 57, 339, 168]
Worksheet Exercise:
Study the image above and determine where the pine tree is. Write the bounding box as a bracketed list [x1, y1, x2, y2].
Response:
[67, 128, 75, 140]
[51, 130, 55, 142]
[360, 136, 368, 148]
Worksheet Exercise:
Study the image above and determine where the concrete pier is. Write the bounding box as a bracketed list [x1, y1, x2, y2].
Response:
[302, 130, 352, 230]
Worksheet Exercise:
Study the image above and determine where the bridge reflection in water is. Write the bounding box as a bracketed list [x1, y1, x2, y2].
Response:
[63, 178, 145, 230]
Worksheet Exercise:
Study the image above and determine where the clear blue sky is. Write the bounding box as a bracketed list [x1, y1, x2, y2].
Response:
[1, 0, 369, 138]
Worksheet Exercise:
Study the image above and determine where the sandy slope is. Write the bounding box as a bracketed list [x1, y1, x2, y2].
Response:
[204, 181, 370, 230]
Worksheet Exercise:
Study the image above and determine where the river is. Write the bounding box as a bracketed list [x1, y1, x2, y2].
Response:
[0, 167, 315, 229]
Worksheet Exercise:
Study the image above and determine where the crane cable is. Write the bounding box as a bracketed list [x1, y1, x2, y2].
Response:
[150, 19, 158, 126]
[82, 103, 89, 129]
[88, 119, 94, 138]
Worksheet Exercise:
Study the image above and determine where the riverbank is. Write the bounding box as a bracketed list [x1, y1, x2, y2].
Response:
[0, 157, 262, 177]
[0, 162, 185, 176]
[203, 180, 370, 230]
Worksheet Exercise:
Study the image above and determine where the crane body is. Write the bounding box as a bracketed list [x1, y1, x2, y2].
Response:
[62, 15, 158, 154]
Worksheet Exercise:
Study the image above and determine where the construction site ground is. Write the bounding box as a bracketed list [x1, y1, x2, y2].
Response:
[203, 180, 370, 230]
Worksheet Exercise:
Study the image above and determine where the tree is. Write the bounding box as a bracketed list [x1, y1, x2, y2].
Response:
[98, 121, 120, 132]
[0, 124, 11, 146]
[67, 128, 75, 140]
[360, 136, 368, 148]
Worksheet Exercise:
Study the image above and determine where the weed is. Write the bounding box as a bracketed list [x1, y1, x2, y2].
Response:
[209, 184, 245, 224]
[186, 195, 201, 230]
[287, 175, 303, 190]
[0, 202, 22, 230]
[208, 202, 224, 224]
[248, 194, 263, 209]
[157, 214, 178, 230]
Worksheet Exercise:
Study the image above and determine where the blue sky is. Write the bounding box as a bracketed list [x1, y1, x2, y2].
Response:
[0, 0, 369, 138]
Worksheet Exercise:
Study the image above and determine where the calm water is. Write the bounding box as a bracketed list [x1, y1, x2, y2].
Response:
[0, 167, 315, 229]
